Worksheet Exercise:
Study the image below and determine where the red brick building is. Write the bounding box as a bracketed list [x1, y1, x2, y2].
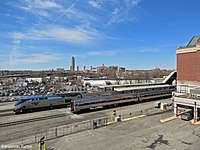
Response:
[177, 36, 200, 86]
[173, 36, 200, 123]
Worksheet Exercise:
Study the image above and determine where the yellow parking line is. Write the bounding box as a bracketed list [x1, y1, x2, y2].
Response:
[122, 114, 146, 122]
[106, 121, 115, 125]
[160, 116, 177, 123]
[191, 119, 200, 125]
[107, 114, 146, 125]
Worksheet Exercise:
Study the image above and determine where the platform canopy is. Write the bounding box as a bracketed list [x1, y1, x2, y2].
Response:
[114, 84, 172, 92]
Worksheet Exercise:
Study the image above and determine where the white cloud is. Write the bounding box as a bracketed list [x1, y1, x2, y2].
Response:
[20, 53, 61, 63]
[107, 0, 141, 25]
[138, 48, 160, 53]
[12, 32, 25, 40]
[50, 0, 80, 25]
[11, 30, 43, 41]
[37, 10, 49, 17]
[112, 8, 120, 15]
[8, 50, 63, 66]
[11, 26, 98, 44]
[86, 50, 116, 56]
[12, 40, 21, 44]
[109, 7, 122, 24]
[88, 0, 102, 8]
[34, 0, 62, 9]
[21, 0, 63, 10]
[124, 0, 141, 6]
[17, 0, 63, 18]
[19, 6, 32, 11]
[43, 26, 98, 43]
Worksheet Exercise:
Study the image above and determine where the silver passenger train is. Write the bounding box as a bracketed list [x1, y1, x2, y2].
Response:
[13, 84, 175, 113]
[13, 92, 84, 113]
[73, 84, 175, 112]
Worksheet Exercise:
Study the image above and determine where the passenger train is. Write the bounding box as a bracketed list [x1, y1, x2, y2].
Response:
[13, 92, 84, 114]
[13, 84, 175, 113]
[73, 84, 175, 112]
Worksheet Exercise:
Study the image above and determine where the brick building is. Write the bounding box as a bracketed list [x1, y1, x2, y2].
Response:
[177, 35, 200, 87]
[174, 36, 200, 123]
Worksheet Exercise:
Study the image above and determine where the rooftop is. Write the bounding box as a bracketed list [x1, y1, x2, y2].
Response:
[178, 35, 200, 49]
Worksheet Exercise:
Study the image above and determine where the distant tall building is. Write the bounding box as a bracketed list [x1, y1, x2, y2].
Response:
[83, 65, 86, 72]
[71, 56, 75, 71]
[77, 66, 79, 72]
[90, 65, 92, 72]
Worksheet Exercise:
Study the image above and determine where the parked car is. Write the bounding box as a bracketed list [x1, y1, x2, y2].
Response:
[181, 113, 193, 121]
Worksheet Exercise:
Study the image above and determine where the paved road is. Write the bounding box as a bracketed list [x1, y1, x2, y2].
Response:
[45, 113, 200, 150]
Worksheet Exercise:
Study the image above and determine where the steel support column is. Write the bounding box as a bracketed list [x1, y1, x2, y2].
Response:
[194, 102, 197, 123]
[174, 102, 178, 116]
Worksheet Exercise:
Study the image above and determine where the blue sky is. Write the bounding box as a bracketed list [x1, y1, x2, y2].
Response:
[0, 0, 199, 70]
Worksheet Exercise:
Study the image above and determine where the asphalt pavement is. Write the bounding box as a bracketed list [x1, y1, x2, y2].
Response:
[45, 113, 200, 150]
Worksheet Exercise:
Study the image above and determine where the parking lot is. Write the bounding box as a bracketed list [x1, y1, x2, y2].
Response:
[42, 113, 200, 150]
[0, 84, 84, 103]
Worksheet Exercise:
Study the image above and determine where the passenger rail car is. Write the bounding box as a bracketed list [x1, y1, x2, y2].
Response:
[13, 92, 84, 113]
[73, 84, 175, 112]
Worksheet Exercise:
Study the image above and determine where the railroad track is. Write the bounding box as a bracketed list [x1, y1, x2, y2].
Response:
[0, 109, 13, 113]
[0, 112, 14, 117]
[0, 109, 14, 117]
[0, 113, 68, 128]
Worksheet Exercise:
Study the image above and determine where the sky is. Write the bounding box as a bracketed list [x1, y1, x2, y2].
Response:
[0, 0, 200, 70]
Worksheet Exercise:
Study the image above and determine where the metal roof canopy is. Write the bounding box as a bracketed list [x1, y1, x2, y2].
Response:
[186, 35, 200, 47]
[99, 82, 163, 89]
[114, 84, 172, 92]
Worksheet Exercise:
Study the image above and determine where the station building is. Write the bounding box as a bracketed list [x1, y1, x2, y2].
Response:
[174, 35, 200, 122]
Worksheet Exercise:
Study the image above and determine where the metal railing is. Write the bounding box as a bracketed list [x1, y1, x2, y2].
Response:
[34, 116, 110, 143]
[0, 107, 174, 145]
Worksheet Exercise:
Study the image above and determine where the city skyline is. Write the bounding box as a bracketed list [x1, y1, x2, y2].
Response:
[0, 0, 200, 70]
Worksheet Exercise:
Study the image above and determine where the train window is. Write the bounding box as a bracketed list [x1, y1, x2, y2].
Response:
[32, 99, 34, 101]
[44, 97, 48, 100]
[39, 98, 43, 100]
